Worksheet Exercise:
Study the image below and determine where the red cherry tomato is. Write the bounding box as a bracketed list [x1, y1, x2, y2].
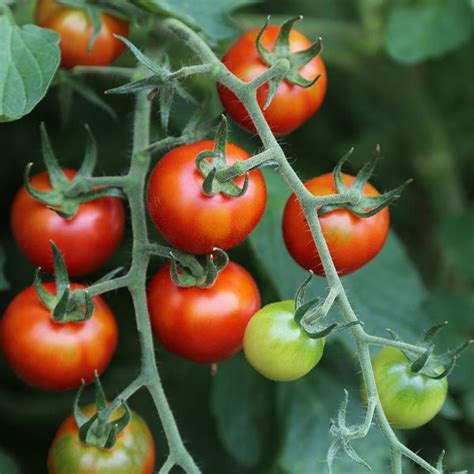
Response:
[146, 141, 267, 255]
[35, 0, 129, 69]
[147, 262, 260, 364]
[11, 169, 125, 276]
[0, 283, 118, 390]
[218, 26, 327, 135]
[48, 404, 155, 473]
[282, 173, 390, 275]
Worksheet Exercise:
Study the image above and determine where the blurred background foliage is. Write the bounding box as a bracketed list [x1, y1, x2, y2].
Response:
[0, 0, 473, 472]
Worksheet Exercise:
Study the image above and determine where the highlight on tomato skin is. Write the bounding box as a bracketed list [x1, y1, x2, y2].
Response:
[146, 140, 267, 255]
[0, 283, 118, 391]
[282, 172, 390, 276]
[147, 261, 261, 364]
[35, 0, 129, 69]
[363, 347, 448, 430]
[11, 169, 125, 277]
[47, 404, 156, 474]
[243, 300, 325, 382]
[218, 26, 327, 135]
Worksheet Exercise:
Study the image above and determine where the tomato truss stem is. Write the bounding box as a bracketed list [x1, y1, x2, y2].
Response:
[68, 16, 458, 474]
[161, 17, 445, 474]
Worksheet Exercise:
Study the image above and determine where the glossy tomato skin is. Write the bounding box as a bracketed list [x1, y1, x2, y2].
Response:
[218, 26, 327, 135]
[147, 141, 267, 255]
[367, 347, 448, 429]
[48, 404, 155, 474]
[36, 0, 129, 69]
[282, 173, 389, 276]
[243, 300, 324, 381]
[0, 283, 118, 391]
[148, 262, 260, 364]
[11, 170, 125, 276]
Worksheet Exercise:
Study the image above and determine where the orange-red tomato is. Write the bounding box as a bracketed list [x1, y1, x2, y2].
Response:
[147, 262, 260, 364]
[48, 404, 155, 473]
[282, 173, 390, 276]
[11, 169, 125, 276]
[0, 283, 118, 390]
[35, 0, 129, 69]
[218, 26, 327, 135]
[146, 141, 267, 255]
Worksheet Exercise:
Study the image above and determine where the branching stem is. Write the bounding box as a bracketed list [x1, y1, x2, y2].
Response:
[78, 17, 443, 474]
[161, 18, 442, 474]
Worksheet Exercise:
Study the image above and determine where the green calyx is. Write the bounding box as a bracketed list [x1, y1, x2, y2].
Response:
[256, 16, 323, 109]
[319, 146, 412, 218]
[169, 248, 229, 288]
[25, 123, 124, 219]
[34, 241, 94, 323]
[293, 272, 362, 339]
[195, 116, 249, 197]
[74, 373, 131, 449]
[387, 324, 473, 380]
[106, 37, 197, 131]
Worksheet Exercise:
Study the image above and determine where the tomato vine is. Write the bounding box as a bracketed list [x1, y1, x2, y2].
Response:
[2, 4, 471, 472]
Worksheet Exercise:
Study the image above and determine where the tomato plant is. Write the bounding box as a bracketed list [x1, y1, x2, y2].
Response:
[148, 262, 260, 364]
[2, 2, 471, 472]
[218, 26, 327, 135]
[366, 347, 448, 429]
[147, 141, 267, 255]
[244, 300, 325, 381]
[11, 169, 125, 276]
[0, 282, 118, 390]
[35, 0, 129, 69]
[282, 172, 390, 275]
[47, 404, 155, 473]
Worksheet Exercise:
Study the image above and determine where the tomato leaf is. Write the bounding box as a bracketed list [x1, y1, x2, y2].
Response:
[385, 0, 473, 64]
[131, 0, 256, 41]
[210, 354, 274, 468]
[438, 209, 474, 282]
[276, 343, 390, 473]
[0, 448, 20, 474]
[249, 169, 428, 343]
[0, 14, 60, 122]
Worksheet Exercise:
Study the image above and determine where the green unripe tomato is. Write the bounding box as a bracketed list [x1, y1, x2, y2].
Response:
[243, 300, 325, 381]
[366, 347, 448, 429]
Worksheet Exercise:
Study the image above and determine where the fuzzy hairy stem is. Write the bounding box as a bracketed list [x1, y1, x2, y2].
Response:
[163, 18, 442, 474]
[122, 89, 200, 473]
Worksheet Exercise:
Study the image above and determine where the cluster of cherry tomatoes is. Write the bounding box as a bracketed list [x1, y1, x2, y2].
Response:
[1, 1, 448, 472]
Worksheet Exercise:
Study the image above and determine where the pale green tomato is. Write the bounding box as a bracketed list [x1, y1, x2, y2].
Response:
[243, 300, 325, 382]
[367, 347, 448, 429]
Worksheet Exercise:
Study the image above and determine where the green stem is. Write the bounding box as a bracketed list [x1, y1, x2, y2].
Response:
[86, 275, 130, 297]
[124, 90, 200, 473]
[72, 66, 135, 78]
[364, 334, 425, 356]
[391, 450, 403, 474]
[99, 375, 145, 421]
[163, 18, 442, 474]
[215, 148, 277, 181]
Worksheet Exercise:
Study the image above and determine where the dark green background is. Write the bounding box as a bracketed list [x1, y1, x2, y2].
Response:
[1, 0, 473, 472]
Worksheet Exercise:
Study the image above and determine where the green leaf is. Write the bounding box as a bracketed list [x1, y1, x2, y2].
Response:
[131, 0, 256, 41]
[439, 395, 463, 420]
[386, 0, 473, 64]
[210, 354, 274, 467]
[438, 208, 474, 281]
[276, 344, 390, 473]
[249, 170, 428, 342]
[0, 243, 8, 290]
[0, 448, 20, 474]
[0, 15, 60, 122]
